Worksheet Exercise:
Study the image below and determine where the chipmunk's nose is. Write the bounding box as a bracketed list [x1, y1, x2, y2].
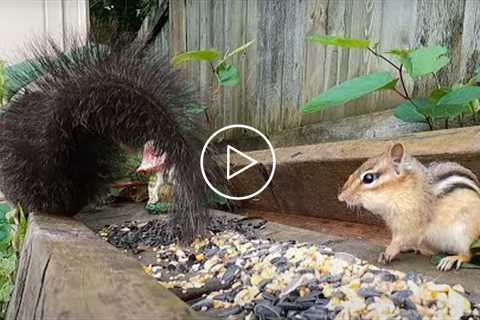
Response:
[337, 192, 345, 202]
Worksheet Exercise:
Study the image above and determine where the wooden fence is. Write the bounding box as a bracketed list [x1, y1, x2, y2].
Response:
[147, 0, 480, 137]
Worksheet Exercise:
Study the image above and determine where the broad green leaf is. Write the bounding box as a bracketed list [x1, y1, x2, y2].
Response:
[471, 239, 480, 249]
[437, 86, 480, 106]
[395, 97, 466, 121]
[224, 39, 255, 60]
[387, 49, 412, 60]
[307, 35, 370, 49]
[0, 205, 10, 218]
[302, 72, 394, 113]
[407, 46, 449, 79]
[379, 79, 399, 91]
[394, 99, 428, 123]
[216, 63, 240, 87]
[428, 87, 451, 103]
[171, 50, 221, 66]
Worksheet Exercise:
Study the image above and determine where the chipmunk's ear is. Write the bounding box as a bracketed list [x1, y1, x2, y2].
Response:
[389, 143, 405, 174]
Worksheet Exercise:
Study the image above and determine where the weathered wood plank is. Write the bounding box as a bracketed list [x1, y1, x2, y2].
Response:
[242, 0, 258, 132]
[280, 0, 305, 131]
[257, 0, 286, 134]
[229, 126, 480, 225]
[223, 0, 245, 139]
[7, 213, 208, 320]
[300, 0, 328, 126]
[460, 0, 480, 82]
[169, 0, 186, 57]
[412, 0, 466, 96]
[210, 0, 225, 130]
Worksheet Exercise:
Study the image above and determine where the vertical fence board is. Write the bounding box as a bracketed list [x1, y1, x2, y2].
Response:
[460, 0, 480, 82]
[280, 0, 305, 131]
[242, 0, 258, 134]
[413, 0, 466, 96]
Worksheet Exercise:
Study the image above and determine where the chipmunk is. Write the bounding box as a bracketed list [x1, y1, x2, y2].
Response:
[338, 143, 480, 271]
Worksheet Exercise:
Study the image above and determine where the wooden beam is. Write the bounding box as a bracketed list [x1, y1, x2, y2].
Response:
[7, 212, 209, 320]
[228, 126, 480, 225]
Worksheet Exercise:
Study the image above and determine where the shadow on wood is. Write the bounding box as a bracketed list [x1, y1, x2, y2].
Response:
[7, 213, 209, 320]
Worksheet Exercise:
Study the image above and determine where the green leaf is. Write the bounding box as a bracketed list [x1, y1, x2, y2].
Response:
[0, 205, 10, 219]
[378, 78, 399, 91]
[394, 99, 428, 123]
[387, 49, 412, 60]
[216, 63, 240, 87]
[472, 239, 480, 249]
[428, 87, 451, 103]
[145, 202, 172, 215]
[307, 35, 370, 49]
[171, 50, 221, 66]
[406, 46, 449, 79]
[302, 72, 394, 113]
[186, 104, 207, 115]
[437, 86, 480, 106]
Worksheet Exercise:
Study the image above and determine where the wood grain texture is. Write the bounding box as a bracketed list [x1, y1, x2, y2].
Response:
[6, 213, 208, 320]
[161, 0, 478, 137]
[228, 126, 480, 224]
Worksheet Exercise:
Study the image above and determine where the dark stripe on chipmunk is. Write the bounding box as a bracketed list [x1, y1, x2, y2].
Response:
[438, 183, 479, 197]
[435, 170, 479, 186]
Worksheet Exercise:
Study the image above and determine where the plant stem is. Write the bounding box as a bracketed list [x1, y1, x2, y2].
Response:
[367, 48, 401, 71]
[426, 117, 434, 130]
[398, 64, 411, 100]
[393, 89, 408, 99]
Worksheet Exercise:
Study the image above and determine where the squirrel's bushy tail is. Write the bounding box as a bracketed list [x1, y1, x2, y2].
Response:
[0, 37, 222, 241]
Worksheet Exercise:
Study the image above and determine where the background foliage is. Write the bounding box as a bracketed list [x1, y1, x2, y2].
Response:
[90, 0, 157, 42]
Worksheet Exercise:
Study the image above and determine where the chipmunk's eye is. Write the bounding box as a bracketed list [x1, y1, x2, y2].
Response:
[362, 173, 375, 184]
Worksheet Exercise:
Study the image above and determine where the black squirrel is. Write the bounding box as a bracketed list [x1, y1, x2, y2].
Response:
[0, 37, 223, 242]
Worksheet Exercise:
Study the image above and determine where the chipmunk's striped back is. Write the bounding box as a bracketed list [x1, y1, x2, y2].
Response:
[428, 162, 480, 197]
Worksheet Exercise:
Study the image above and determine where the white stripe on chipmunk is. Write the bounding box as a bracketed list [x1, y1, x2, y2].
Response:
[434, 175, 480, 195]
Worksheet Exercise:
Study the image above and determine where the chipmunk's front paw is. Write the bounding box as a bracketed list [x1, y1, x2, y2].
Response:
[378, 245, 399, 264]
[437, 255, 470, 271]
[378, 251, 395, 264]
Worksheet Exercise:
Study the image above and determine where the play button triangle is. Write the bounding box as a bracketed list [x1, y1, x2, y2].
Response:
[226, 145, 259, 180]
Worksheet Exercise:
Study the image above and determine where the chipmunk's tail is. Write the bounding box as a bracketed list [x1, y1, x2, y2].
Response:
[0, 36, 223, 241]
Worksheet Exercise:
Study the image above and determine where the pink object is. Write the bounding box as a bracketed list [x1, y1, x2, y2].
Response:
[136, 142, 167, 174]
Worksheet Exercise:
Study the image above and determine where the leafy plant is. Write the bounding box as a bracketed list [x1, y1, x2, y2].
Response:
[0, 203, 27, 318]
[171, 39, 255, 88]
[303, 35, 480, 130]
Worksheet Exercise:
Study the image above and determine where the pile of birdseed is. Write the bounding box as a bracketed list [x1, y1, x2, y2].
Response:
[100, 215, 266, 252]
[143, 231, 480, 320]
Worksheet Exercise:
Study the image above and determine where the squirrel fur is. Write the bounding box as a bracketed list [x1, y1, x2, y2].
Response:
[0, 37, 223, 242]
[338, 143, 480, 271]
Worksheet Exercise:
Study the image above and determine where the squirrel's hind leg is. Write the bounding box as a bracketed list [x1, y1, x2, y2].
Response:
[437, 254, 471, 271]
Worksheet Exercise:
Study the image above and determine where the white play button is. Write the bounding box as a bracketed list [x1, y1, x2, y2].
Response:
[200, 124, 276, 200]
[226, 145, 258, 180]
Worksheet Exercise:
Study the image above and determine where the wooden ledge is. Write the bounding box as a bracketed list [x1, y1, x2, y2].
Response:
[229, 126, 480, 224]
[7, 212, 208, 320]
